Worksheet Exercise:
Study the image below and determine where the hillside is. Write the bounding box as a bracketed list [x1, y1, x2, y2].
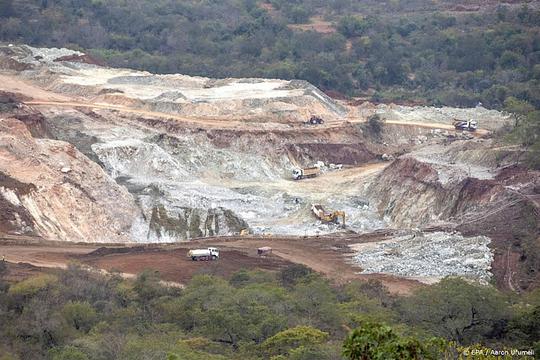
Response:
[0, 0, 539, 109]
[0, 35, 539, 359]
[0, 44, 538, 290]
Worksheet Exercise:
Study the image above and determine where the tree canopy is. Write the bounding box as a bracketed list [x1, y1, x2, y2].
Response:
[0, 0, 538, 110]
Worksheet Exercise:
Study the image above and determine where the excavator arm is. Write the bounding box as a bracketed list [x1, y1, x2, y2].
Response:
[332, 211, 346, 228]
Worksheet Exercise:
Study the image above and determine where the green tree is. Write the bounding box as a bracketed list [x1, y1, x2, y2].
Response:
[0, 0, 14, 18]
[366, 114, 384, 138]
[262, 326, 329, 357]
[343, 322, 434, 360]
[399, 278, 509, 344]
[504, 97, 540, 168]
[62, 301, 97, 332]
[49, 346, 89, 360]
[280, 264, 313, 288]
[337, 16, 368, 38]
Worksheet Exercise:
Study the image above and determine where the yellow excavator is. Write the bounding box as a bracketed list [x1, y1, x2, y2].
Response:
[311, 204, 346, 228]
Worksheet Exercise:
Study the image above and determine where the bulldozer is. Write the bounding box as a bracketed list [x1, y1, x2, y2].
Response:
[311, 204, 346, 228]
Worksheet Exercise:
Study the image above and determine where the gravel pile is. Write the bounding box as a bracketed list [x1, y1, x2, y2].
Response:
[351, 231, 493, 282]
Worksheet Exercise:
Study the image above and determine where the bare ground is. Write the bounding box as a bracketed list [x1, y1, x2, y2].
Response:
[0, 233, 423, 294]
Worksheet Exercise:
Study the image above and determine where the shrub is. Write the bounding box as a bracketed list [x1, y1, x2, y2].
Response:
[8, 274, 57, 298]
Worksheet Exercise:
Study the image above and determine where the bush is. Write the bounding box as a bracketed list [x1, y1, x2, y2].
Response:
[0, 260, 6, 275]
[398, 278, 509, 344]
[337, 16, 368, 38]
[8, 274, 57, 298]
[49, 346, 89, 360]
[279, 264, 313, 288]
[343, 322, 435, 360]
[62, 301, 97, 332]
[366, 114, 384, 137]
[262, 326, 329, 357]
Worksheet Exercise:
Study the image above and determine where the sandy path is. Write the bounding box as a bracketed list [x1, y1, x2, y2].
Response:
[0, 244, 98, 268]
[344, 117, 490, 136]
[204, 236, 422, 294]
[0, 236, 422, 294]
[0, 243, 184, 287]
[26, 101, 248, 129]
[206, 162, 388, 198]
[1, 73, 492, 134]
[0, 74, 71, 101]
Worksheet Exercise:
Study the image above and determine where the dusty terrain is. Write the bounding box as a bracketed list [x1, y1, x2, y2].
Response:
[0, 45, 538, 293]
[0, 233, 421, 294]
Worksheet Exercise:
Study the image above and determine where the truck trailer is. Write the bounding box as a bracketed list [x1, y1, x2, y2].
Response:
[292, 166, 320, 180]
[188, 247, 220, 261]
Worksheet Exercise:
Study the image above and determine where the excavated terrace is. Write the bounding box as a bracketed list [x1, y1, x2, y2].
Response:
[1, 45, 537, 287]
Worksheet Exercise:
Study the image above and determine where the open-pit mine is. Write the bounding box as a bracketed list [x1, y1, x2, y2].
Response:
[1, 45, 538, 293]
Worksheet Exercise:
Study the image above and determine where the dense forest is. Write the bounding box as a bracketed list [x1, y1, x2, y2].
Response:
[0, 0, 539, 111]
[0, 262, 539, 359]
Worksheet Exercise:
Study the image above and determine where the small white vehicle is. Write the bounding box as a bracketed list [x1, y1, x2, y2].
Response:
[188, 247, 220, 261]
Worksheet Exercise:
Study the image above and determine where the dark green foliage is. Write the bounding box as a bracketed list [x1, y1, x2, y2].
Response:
[343, 322, 434, 360]
[398, 278, 509, 345]
[337, 16, 368, 38]
[279, 264, 313, 287]
[0, 266, 538, 359]
[0, 0, 14, 18]
[366, 114, 384, 138]
[0, 260, 6, 275]
[504, 97, 540, 169]
[0, 0, 538, 107]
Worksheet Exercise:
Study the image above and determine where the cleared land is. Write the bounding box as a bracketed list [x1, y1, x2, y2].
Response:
[0, 233, 423, 294]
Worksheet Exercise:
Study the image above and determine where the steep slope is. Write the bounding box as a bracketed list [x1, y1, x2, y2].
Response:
[366, 156, 539, 290]
[0, 117, 139, 242]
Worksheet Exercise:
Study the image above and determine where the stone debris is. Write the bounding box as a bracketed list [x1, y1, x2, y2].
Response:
[351, 231, 493, 282]
[5, 45, 347, 122]
[357, 103, 512, 132]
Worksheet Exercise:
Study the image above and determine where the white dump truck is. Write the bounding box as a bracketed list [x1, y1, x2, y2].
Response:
[453, 119, 477, 131]
[188, 247, 220, 261]
[292, 166, 320, 180]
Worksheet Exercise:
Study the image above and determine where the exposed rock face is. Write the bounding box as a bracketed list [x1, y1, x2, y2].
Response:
[0, 118, 139, 242]
[367, 158, 449, 226]
[287, 143, 377, 166]
[0, 91, 50, 138]
[1, 44, 536, 289]
[141, 205, 248, 242]
[367, 157, 522, 227]
[367, 157, 540, 290]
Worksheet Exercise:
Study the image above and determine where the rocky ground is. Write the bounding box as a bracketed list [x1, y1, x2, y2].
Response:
[0, 44, 538, 291]
[350, 231, 493, 283]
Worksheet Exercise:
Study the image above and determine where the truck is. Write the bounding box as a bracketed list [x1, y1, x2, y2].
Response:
[453, 119, 477, 132]
[292, 166, 320, 180]
[187, 247, 220, 261]
[305, 115, 324, 125]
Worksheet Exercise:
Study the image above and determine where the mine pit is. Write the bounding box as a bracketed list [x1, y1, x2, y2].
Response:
[1, 45, 538, 291]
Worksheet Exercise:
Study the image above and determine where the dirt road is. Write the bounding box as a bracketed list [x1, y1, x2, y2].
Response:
[0, 74, 71, 102]
[0, 234, 422, 294]
[28, 99, 491, 135]
[0, 72, 490, 134]
[344, 117, 490, 136]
